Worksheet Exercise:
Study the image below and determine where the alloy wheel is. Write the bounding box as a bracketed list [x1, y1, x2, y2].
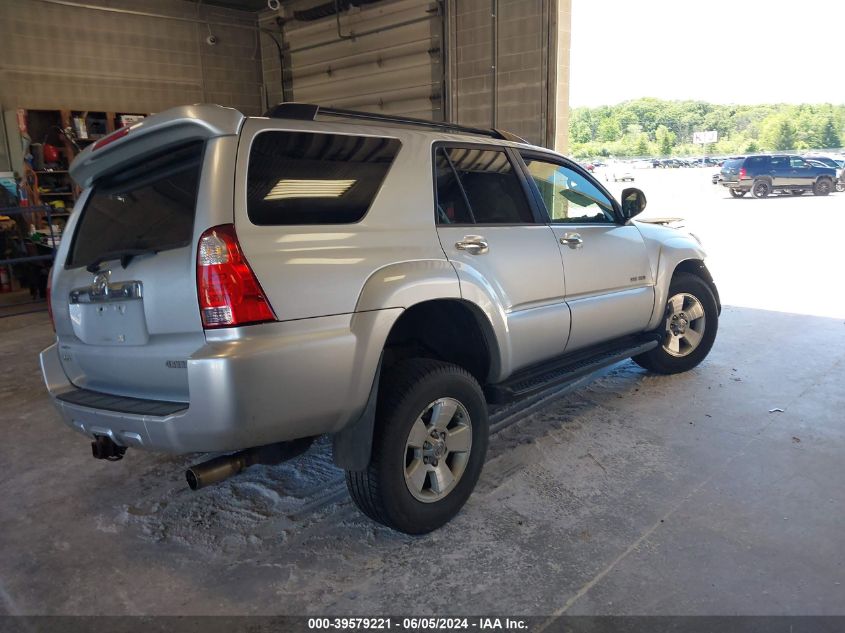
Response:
[662, 293, 707, 358]
[404, 397, 472, 503]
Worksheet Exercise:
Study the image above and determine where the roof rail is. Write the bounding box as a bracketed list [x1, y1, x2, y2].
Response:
[263, 102, 527, 143]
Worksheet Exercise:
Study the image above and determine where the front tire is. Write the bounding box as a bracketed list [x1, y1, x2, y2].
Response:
[346, 359, 488, 534]
[633, 273, 718, 375]
[836, 181, 845, 193]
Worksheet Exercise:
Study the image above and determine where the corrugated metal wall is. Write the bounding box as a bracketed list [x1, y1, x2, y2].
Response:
[261, 0, 444, 119]
[0, 0, 263, 115]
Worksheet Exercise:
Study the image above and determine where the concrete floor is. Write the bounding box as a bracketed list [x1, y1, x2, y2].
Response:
[1, 170, 844, 616]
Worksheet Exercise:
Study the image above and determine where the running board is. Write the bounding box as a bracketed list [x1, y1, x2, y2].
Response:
[485, 335, 660, 404]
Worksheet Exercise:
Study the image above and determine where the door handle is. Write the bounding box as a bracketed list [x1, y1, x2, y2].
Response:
[560, 233, 583, 248]
[455, 235, 489, 255]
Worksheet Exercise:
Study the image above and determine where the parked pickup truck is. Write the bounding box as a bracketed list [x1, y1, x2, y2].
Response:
[720, 154, 837, 198]
[41, 104, 720, 534]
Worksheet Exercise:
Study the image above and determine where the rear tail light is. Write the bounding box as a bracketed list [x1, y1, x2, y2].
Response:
[196, 224, 276, 329]
[46, 266, 55, 332]
[739, 167, 747, 180]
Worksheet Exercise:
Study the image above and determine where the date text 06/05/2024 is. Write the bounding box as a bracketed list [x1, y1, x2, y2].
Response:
[307, 617, 529, 630]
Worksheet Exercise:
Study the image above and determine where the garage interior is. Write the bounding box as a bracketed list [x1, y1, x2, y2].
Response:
[2, 0, 845, 626]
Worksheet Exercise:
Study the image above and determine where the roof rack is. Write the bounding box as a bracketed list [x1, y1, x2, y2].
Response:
[263, 103, 527, 144]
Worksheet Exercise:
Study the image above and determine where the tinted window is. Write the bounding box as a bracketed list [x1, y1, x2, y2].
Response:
[247, 132, 400, 225]
[68, 141, 203, 268]
[790, 157, 807, 168]
[747, 156, 768, 167]
[522, 156, 615, 223]
[435, 147, 534, 224]
[434, 149, 473, 224]
[770, 156, 789, 169]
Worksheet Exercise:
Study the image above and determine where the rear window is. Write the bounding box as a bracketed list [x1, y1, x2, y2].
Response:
[67, 141, 204, 269]
[246, 131, 401, 225]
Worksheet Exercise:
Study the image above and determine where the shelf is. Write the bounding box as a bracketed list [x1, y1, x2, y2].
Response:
[39, 192, 74, 197]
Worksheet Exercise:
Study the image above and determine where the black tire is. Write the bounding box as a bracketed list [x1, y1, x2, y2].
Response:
[632, 273, 718, 375]
[752, 179, 771, 198]
[836, 181, 845, 193]
[790, 190, 806, 196]
[729, 188, 746, 198]
[813, 178, 832, 196]
[346, 358, 488, 534]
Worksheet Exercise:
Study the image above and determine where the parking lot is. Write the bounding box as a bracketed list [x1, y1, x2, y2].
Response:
[1, 168, 844, 616]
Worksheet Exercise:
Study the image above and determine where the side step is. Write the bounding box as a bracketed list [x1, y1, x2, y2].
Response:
[485, 335, 661, 404]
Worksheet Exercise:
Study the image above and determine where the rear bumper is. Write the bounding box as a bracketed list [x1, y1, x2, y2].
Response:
[40, 310, 398, 454]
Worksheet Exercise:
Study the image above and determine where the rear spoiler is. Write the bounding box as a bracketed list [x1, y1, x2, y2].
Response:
[69, 104, 246, 188]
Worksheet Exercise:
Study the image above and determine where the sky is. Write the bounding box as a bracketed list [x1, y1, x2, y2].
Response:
[569, 0, 845, 108]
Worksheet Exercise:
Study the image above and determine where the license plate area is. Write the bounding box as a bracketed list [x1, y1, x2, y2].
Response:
[68, 280, 149, 345]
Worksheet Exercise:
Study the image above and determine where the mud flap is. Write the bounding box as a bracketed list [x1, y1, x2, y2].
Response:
[332, 358, 381, 471]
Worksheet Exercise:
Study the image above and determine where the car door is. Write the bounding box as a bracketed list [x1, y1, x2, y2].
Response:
[518, 151, 655, 352]
[768, 156, 791, 187]
[434, 145, 570, 374]
[786, 156, 811, 186]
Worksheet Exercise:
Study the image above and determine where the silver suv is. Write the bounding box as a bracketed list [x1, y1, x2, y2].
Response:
[41, 104, 720, 534]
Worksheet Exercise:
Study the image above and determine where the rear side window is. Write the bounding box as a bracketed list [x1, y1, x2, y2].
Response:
[435, 147, 534, 224]
[67, 141, 203, 269]
[247, 132, 400, 225]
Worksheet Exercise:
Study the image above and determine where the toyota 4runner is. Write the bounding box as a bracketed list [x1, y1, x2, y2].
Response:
[41, 104, 720, 534]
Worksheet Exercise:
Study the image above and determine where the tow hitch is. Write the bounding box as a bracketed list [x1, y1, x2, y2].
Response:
[91, 435, 127, 461]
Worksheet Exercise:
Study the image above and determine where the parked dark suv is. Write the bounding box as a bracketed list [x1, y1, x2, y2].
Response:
[720, 154, 837, 198]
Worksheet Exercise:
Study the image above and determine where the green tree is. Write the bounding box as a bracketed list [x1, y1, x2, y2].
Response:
[597, 117, 622, 142]
[568, 99, 845, 159]
[771, 118, 796, 150]
[820, 117, 842, 148]
[655, 125, 676, 156]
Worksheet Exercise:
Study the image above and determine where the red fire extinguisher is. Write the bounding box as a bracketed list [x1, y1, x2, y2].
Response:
[0, 266, 12, 293]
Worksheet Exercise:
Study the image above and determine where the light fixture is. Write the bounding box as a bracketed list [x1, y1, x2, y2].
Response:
[264, 179, 356, 201]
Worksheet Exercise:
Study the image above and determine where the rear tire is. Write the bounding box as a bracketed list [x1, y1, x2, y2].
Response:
[632, 273, 718, 375]
[729, 189, 746, 198]
[752, 180, 771, 198]
[813, 178, 832, 196]
[346, 359, 488, 534]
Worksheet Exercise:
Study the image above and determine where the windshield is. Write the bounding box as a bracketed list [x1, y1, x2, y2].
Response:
[67, 141, 204, 269]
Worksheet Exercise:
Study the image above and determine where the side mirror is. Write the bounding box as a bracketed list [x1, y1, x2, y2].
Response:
[620, 187, 647, 220]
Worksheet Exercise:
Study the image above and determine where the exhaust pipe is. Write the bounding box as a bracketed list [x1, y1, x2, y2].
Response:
[92, 435, 127, 461]
[186, 437, 314, 490]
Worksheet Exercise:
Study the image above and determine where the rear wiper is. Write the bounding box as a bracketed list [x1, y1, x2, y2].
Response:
[85, 248, 158, 273]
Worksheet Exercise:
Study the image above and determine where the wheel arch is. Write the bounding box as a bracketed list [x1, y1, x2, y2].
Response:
[646, 237, 720, 331]
[335, 262, 503, 470]
[381, 298, 500, 385]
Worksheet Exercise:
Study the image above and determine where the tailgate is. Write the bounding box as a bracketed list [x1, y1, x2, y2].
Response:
[51, 105, 244, 402]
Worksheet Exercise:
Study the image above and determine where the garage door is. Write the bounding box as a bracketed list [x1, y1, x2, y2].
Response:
[280, 0, 444, 120]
